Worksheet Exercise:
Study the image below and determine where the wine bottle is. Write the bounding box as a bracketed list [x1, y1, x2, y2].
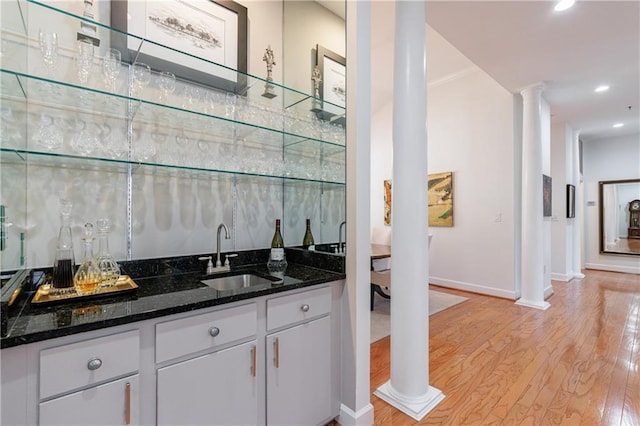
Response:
[302, 218, 315, 250]
[267, 219, 287, 282]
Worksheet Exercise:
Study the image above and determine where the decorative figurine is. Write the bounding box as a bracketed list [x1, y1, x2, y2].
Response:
[78, 0, 100, 46]
[311, 65, 323, 112]
[262, 45, 277, 98]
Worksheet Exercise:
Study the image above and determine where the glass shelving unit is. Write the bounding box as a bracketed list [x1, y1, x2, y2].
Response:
[0, 0, 346, 269]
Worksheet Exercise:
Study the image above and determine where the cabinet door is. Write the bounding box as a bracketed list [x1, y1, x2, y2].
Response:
[39, 375, 138, 426]
[266, 316, 331, 426]
[157, 340, 258, 426]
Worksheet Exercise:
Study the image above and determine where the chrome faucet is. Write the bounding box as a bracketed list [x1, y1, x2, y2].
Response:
[214, 223, 231, 271]
[338, 221, 346, 253]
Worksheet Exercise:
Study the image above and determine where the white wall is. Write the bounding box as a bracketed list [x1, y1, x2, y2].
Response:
[370, 52, 518, 298]
[583, 133, 640, 274]
[283, 1, 345, 95]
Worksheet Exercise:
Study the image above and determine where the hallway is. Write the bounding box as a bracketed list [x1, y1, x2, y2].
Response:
[370, 270, 640, 425]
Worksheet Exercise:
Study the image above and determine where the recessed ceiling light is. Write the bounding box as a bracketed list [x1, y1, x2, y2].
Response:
[613, 123, 624, 128]
[594, 85, 610, 93]
[554, 0, 575, 12]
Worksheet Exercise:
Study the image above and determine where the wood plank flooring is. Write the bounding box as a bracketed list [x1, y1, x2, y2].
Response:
[370, 270, 640, 425]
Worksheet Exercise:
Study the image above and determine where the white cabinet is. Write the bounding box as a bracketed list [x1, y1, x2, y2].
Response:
[157, 340, 258, 426]
[38, 330, 140, 425]
[0, 282, 343, 425]
[266, 286, 332, 425]
[39, 375, 138, 426]
[155, 303, 258, 425]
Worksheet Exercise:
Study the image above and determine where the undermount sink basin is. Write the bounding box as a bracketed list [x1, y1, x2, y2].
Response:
[201, 273, 276, 291]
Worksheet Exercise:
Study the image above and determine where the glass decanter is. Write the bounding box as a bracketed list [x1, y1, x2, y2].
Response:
[73, 223, 101, 296]
[95, 218, 120, 287]
[51, 199, 75, 293]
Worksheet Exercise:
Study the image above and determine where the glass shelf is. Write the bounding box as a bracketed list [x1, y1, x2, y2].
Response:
[0, 148, 346, 186]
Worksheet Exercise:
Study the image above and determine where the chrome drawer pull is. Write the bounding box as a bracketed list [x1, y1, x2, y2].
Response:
[87, 358, 102, 371]
[209, 326, 220, 337]
[301, 304, 310, 312]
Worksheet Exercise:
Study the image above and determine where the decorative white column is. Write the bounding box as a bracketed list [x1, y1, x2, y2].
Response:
[339, 1, 374, 425]
[516, 84, 550, 310]
[571, 130, 585, 279]
[373, 1, 444, 420]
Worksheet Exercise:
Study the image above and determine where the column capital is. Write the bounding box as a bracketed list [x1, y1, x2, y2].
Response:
[519, 83, 546, 101]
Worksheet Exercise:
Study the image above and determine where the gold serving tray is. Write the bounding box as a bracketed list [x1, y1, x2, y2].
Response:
[32, 275, 138, 305]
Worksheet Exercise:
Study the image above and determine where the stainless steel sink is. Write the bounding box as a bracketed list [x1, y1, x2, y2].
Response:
[201, 273, 275, 291]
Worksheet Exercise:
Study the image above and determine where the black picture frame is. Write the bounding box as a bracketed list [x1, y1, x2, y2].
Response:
[566, 184, 576, 218]
[316, 44, 346, 123]
[110, 0, 248, 93]
[543, 174, 552, 217]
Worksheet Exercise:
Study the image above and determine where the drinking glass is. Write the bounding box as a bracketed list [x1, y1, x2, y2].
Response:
[38, 29, 58, 76]
[75, 39, 94, 85]
[158, 71, 176, 103]
[132, 62, 151, 96]
[32, 113, 63, 151]
[102, 48, 121, 92]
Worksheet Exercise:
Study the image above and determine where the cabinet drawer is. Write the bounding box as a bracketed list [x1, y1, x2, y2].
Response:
[39, 330, 139, 400]
[156, 302, 257, 363]
[267, 286, 331, 331]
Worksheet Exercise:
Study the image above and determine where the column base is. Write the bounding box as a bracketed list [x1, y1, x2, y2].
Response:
[515, 298, 550, 310]
[573, 272, 585, 279]
[374, 381, 444, 421]
[338, 403, 374, 425]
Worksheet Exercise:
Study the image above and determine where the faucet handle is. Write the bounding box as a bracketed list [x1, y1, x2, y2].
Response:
[198, 256, 214, 274]
[224, 253, 238, 267]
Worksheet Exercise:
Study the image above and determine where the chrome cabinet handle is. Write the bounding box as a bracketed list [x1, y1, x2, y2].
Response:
[124, 382, 131, 425]
[209, 326, 220, 337]
[301, 304, 310, 312]
[87, 358, 102, 371]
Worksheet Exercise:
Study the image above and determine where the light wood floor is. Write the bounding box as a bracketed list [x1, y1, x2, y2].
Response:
[370, 270, 640, 425]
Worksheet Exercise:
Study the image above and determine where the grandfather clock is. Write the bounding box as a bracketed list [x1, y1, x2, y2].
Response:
[629, 199, 640, 239]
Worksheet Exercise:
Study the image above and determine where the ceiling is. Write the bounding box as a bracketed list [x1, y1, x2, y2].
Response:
[424, 1, 640, 143]
[362, 0, 640, 144]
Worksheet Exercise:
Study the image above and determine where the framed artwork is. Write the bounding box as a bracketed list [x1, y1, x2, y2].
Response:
[543, 174, 552, 217]
[316, 44, 346, 122]
[111, 0, 248, 93]
[384, 180, 392, 225]
[428, 171, 454, 227]
[382, 171, 454, 227]
[566, 184, 575, 218]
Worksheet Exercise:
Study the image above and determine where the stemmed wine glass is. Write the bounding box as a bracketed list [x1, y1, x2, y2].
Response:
[102, 48, 121, 93]
[132, 62, 151, 97]
[32, 113, 63, 151]
[158, 71, 176, 103]
[75, 39, 94, 86]
[38, 29, 58, 93]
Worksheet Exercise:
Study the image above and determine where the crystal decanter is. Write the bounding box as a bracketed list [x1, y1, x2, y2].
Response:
[95, 218, 120, 287]
[73, 223, 101, 296]
[51, 199, 76, 294]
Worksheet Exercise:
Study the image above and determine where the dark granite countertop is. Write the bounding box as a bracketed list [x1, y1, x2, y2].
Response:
[0, 248, 345, 349]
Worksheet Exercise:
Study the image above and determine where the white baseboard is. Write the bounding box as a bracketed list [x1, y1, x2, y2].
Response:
[429, 276, 516, 300]
[551, 273, 571, 282]
[544, 284, 554, 299]
[339, 403, 374, 426]
[585, 263, 640, 275]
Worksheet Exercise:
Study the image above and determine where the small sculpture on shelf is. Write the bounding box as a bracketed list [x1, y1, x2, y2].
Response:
[77, 0, 100, 46]
[311, 65, 323, 112]
[262, 45, 277, 99]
